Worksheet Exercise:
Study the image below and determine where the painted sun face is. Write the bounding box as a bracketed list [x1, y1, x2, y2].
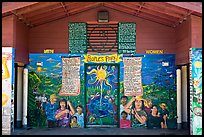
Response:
[87, 66, 112, 90]
[96, 67, 107, 82]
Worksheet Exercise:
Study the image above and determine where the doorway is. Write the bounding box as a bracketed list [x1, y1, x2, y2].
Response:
[85, 63, 120, 127]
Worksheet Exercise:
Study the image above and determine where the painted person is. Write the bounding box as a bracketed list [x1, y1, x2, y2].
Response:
[120, 96, 130, 120]
[70, 116, 80, 128]
[144, 99, 153, 115]
[120, 111, 131, 128]
[148, 105, 165, 129]
[159, 103, 169, 128]
[55, 98, 75, 127]
[124, 96, 147, 128]
[73, 105, 84, 128]
[45, 94, 58, 128]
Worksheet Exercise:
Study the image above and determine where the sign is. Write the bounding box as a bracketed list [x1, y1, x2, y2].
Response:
[123, 57, 143, 96]
[82, 54, 122, 63]
[60, 57, 81, 96]
[44, 49, 54, 53]
[145, 50, 163, 54]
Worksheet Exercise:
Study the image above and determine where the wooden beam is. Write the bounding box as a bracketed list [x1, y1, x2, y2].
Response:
[166, 2, 202, 14]
[67, 2, 101, 16]
[31, 11, 66, 25]
[2, 2, 39, 14]
[111, 2, 176, 23]
[134, 2, 183, 19]
[29, 9, 65, 23]
[104, 3, 173, 27]
[31, 2, 101, 27]
[136, 2, 145, 14]
[11, 11, 33, 27]
[32, 14, 67, 27]
[15, 2, 60, 15]
[23, 2, 78, 19]
[149, 2, 188, 15]
[60, 2, 69, 17]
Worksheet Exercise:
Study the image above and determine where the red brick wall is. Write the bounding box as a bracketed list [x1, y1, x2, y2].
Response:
[29, 7, 176, 54]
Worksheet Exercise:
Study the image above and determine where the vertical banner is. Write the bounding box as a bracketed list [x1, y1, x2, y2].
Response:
[2, 47, 15, 135]
[60, 57, 81, 96]
[123, 57, 143, 96]
[189, 48, 202, 135]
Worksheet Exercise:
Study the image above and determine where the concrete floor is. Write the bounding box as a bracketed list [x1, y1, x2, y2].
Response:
[11, 127, 190, 135]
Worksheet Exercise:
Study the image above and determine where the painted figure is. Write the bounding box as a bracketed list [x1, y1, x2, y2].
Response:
[45, 94, 58, 128]
[74, 105, 84, 128]
[70, 116, 80, 128]
[148, 105, 165, 129]
[2, 55, 10, 80]
[144, 99, 153, 115]
[55, 98, 75, 127]
[120, 111, 131, 128]
[125, 96, 147, 128]
[120, 96, 130, 120]
[159, 103, 169, 128]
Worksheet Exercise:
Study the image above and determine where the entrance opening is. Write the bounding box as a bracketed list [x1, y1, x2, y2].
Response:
[85, 63, 120, 127]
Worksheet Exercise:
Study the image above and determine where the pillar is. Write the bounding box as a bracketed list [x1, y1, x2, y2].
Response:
[22, 68, 28, 128]
[181, 66, 188, 128]
[177, 68, 182, 129]
[16, 64, 24, 128]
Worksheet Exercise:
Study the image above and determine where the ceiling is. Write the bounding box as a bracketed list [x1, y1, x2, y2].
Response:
[2, 2, 202, 28]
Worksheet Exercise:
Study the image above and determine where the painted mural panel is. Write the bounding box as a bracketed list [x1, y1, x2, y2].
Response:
[189, 48, 202, 135]
[2, 47, 15, 135]
[27, 54, 85, 128]
[60, 57, 80, 96]
[81, 54, 123, 127]
[27, 53, 176, 129]
[120, 54, 176, 129]
[85, 64, 119, 127]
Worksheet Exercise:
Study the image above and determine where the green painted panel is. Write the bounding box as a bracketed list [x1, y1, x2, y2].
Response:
[118, 22, 136, 54]
[69, 23, 87, 53]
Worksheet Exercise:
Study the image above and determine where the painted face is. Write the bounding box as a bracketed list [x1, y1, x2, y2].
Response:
[135, 100, 142, 109]
[76, 107, 82, 114]
[152, 106, 158, 113]
[72, 117, 77, 123]
[60, 101, 66, 109]
[148, 101, 152, 107]
[121, 98, 127, 106]
[161, 105, 166, 110]
[121, 113, 127, 120]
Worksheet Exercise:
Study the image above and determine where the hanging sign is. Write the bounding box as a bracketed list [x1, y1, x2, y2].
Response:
[123, 57, 143, 96]
[82, 54, 122, 63]
[60, 57, 81, 96]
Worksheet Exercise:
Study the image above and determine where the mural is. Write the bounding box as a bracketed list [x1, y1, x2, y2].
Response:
[189, 48, 202, 135]
[120, 54, 176, 129]
[85, 64, 119, 127]
[2, 47, 15, 135]
[27, 54, 85, 128]
[27, 53, 176, 129]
